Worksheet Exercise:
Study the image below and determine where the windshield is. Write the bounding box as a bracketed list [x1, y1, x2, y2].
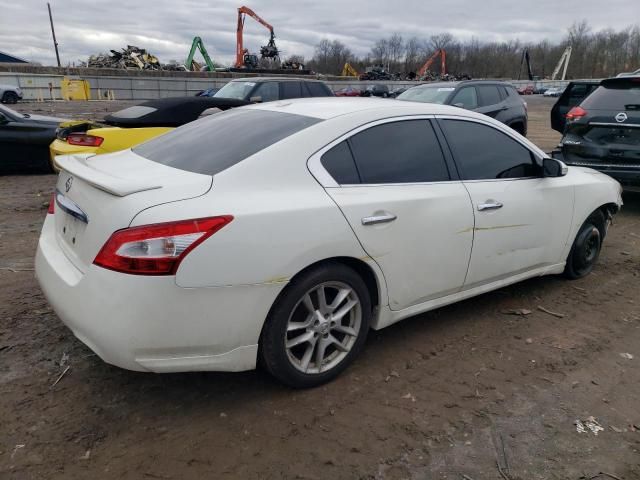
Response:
[213, 81, 256, 100]
[134, 109, 321, 176]
[397, 86, 454, 104]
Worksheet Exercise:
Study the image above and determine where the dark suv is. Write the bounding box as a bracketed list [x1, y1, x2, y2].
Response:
[397, 80, 528, 135]
[552, 76, 640, 190]
[213, 77, 334, 103]
[550, 81, 600, 133]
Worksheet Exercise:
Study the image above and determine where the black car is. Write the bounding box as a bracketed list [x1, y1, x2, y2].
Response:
[550, 81, 600, 133]
[397, 80, 528, 135]
[361, 84, 390, 97]
[552, 76, 640, 190]
[211, 77, 334, 103]
[0, 104, 63, 173]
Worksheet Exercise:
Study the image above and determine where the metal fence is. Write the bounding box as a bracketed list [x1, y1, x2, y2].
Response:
[0, 71, 596, 101]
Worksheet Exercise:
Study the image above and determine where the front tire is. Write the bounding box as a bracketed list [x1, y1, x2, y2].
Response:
[260, 263, 371, 388]
[564, 211, 605, 279]
[2, 91, 19, 104]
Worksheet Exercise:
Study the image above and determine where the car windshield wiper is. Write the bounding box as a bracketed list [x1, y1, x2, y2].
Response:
[22, 113, 31, 118]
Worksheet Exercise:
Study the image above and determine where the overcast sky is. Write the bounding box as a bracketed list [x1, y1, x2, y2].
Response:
[1, 0, 639, 66]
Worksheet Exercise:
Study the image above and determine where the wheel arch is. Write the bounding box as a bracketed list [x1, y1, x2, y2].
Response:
[258, 256, 385, 347]
[286, 256, 382, 314]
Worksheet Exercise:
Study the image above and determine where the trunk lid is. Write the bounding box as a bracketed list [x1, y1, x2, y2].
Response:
[53, 150, 213, 273]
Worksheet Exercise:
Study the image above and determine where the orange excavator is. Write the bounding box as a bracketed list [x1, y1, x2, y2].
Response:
[235, 6, 280, 69]
[417, 49, 446, 78]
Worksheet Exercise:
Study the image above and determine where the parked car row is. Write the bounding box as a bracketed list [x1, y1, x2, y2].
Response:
[1, 77, 335, 174]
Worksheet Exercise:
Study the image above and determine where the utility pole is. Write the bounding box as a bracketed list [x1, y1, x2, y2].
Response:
[47, 3, 61, 67]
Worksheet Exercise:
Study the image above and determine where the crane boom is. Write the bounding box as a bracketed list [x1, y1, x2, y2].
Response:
[185, 36, 215, 71]
[342, 62, 358, 77]
[518, 49, 533, 81]
[417, 49, 446, 78]
[235, 5, 278, 68]
[551, 46, 572, 81]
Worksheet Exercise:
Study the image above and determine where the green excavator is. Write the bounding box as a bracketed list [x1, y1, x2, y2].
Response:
[185, 36, 215, 71]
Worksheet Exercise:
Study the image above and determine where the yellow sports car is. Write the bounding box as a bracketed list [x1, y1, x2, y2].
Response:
[50, 96, 249, 167]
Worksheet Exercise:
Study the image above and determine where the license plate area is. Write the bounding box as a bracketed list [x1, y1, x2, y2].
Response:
[60, 213, 86, 249]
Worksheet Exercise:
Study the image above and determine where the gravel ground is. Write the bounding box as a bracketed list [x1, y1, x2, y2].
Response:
[1, 96, 639, 480]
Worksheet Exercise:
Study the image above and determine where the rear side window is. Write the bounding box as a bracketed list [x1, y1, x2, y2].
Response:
[134, 109, 320, 176]
[321, 141, 360, 184]
[281, 82, 302, 99]
[305, 82, 333, 97]
[442, 120, 540, 180]
[581, 80, 640, 110]
[450, 87, 478, 109]
[477, 85, 502, 106]
[348, 120, 449, 184]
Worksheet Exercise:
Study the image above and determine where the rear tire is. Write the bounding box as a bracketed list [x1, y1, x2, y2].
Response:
[564, 211, 605, 279]
[2, 91, 19, 104]
[260, 263, 371, 388]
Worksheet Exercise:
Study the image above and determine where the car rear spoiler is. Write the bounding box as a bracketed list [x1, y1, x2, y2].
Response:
[56, 154, 162, 197]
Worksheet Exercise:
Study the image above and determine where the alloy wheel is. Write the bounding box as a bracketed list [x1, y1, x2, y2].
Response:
[284, 281, 362, 374]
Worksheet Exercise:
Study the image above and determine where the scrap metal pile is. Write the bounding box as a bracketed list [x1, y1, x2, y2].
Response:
[87, 45, 162, 70]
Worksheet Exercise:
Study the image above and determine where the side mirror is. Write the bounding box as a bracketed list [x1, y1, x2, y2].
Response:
[543, 157, 568, 177]
[0, 115, 8, 125]
[249, 96, 262, 103]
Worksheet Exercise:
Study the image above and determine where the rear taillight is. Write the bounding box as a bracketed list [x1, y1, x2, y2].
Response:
[566, 106, 587, 121]
[67, 133, 104, 147]
[47, 193, 55, 214]
[93, 216, 233, 275]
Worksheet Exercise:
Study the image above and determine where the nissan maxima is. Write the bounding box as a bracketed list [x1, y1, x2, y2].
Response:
[36, 98, 623, 388]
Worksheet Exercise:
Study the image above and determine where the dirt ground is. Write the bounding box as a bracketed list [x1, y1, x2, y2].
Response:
[1, 97, 639, 480]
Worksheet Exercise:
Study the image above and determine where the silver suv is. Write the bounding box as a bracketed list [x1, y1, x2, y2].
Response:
[0, 84, 23, 104]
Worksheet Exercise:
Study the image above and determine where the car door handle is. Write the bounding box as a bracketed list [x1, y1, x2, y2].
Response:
[361, 213, 397, 225]
[477, 201, 503, 211]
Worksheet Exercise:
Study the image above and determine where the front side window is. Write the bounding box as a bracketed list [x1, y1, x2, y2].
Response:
[441, 120, 540, 180]
[347, 120, 450, 184]
[252, 82, 279, 102]
[450, 87, 478, 109]
[134, 109, 320, 176]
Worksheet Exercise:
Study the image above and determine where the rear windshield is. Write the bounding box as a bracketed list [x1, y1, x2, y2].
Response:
[110, 105, 157, 119]
[581, 79, 640, 110]
[134, 109, 321, 176]
[397, 86, 453, 104]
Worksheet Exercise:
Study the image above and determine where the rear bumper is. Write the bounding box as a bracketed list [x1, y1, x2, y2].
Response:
[553, 149, 640, 188]
[35, 215, 284, 373]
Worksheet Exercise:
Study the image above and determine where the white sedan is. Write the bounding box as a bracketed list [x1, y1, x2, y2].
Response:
[36, 98, 622, 388]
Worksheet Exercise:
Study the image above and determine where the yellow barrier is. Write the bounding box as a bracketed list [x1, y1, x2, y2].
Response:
[60, 77, 91, 100]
